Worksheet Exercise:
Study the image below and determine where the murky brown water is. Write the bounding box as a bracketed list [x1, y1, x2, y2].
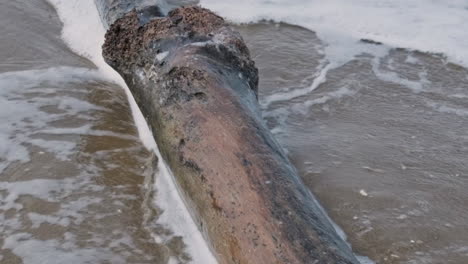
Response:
[237, 22, 468, 264]
[2, 0, 468, 263]
[0, 1, 192, 263]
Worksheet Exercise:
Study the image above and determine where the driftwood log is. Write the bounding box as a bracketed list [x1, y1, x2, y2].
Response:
[97, 2, 360, 263]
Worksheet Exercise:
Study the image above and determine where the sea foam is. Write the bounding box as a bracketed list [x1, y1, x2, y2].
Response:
[199, 0, 468, 68]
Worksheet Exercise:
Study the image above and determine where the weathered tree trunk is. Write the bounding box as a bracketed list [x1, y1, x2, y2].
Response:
[99, 3, 360, 264]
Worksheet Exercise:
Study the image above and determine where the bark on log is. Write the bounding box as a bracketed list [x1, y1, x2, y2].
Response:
[99, 4, 360, 264]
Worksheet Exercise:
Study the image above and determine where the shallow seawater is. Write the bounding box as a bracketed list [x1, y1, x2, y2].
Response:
[237, 22, 468, 264]
[0, 1, 200, 263]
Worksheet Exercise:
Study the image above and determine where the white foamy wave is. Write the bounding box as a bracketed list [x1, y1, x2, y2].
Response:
[47, 0, 217, 263]
[200, 0, 468, 68]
